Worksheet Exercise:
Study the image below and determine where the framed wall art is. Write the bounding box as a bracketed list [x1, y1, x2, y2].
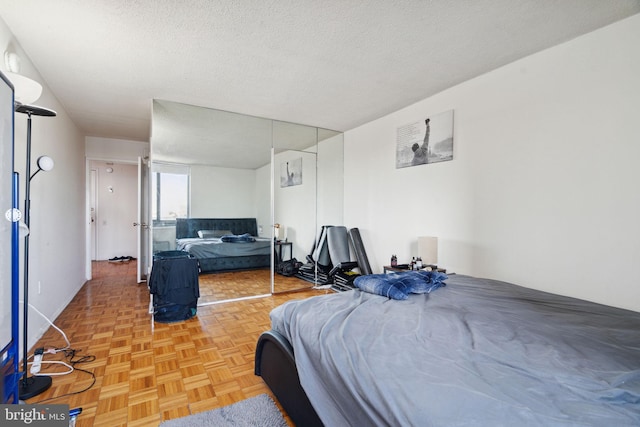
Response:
[280, 157, 303, 187]
[396, 109, 454, 169]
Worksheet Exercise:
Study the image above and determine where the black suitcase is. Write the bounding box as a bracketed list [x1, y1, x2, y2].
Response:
[150, 251, 199, 323]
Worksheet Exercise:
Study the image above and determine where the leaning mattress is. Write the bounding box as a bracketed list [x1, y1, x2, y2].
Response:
[269, 274, 640, 426]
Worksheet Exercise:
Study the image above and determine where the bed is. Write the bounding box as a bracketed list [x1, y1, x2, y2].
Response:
[175, 218, 271, 273]
[255, 273, 640, 426]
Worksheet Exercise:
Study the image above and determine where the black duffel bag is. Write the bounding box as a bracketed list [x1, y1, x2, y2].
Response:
[277, 258, 303, 276]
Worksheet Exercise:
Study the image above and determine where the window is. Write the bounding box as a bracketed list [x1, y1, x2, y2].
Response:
[151, 164, 190, 226]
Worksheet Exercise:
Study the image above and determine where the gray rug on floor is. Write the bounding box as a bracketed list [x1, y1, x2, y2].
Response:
[159, 394, 288, 427]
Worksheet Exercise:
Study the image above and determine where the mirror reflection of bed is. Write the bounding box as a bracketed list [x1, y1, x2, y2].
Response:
[150, 100, 344, 304]
[173, 217, 272, 304]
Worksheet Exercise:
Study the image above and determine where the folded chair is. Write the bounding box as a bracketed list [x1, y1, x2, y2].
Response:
[296, 225, 372, 290]
[348, 227, 372, 275]
[295, 225, 333, 285]
[327, 226, 358, 289]
[328, 226, 374, 291]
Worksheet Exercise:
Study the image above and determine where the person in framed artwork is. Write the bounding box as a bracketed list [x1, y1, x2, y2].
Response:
[286, 161, 294, 186]
[412, 118, 430, 165]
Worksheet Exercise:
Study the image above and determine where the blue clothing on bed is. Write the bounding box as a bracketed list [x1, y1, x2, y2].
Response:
[220, 233, 256, 243]
[354, 270, 448, 300]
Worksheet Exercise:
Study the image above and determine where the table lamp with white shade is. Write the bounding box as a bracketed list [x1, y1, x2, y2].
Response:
[418, 236, 438, 268]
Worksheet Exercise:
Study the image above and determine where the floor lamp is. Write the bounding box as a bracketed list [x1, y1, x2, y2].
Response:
[15, 103, 56, 400]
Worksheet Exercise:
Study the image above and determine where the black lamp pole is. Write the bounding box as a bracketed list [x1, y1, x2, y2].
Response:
[16, 103, 56, 400]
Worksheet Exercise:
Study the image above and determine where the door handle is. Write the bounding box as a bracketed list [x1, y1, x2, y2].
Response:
[133, 222, 149, 229]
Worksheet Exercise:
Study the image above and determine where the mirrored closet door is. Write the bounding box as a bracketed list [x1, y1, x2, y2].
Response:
[150, 99, 343, 304]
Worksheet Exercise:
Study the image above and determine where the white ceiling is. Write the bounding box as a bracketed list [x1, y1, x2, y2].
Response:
[151, 99, 340, 168]
[0, 1, 638, 142]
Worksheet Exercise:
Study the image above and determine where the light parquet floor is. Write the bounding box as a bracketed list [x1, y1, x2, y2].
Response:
[22, 261, 330, 426]
[198, 269, 314, 304]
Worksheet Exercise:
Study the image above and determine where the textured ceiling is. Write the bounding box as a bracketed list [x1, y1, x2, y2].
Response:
[0, 0, 638, 142]
[151, 99, 340, 168]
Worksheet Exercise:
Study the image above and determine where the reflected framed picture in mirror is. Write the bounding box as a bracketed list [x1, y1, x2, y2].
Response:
[281, 157, 303, 187]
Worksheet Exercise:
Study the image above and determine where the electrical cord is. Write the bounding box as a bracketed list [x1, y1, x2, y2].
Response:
[32, 349, 97, 404]
[20, 300, 72, 365]
[22, 301, 72, 350]
[26, 351, 74, 376]
[20, 300, 97, 403]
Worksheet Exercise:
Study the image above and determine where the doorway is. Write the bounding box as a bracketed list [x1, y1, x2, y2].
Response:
[88, 161, 138, 261]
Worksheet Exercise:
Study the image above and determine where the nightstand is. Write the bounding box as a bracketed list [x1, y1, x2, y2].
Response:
[275, 241, 292, 264]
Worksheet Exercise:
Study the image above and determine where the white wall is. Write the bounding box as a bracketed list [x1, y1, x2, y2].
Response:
[344, 14, 640, 312]
[86, 136, 148, 161]
[317, 134, 344, 228]
[153, 162, 271, 250]
[261, 135, 344, 261]
[190, 164, 259, 217]
[255, 161, 271, 238]
[0, 19, 87, 350]
[274, 150, 318, 260]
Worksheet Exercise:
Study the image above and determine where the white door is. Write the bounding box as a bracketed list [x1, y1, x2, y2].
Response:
[135, 157, 150, 283]
[90, 169, 97, 260]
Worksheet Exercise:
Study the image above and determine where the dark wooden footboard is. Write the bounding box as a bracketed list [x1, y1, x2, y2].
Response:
[255, 331, 323, 427]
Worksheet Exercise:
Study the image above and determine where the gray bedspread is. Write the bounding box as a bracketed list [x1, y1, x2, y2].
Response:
[176, 237, 271, 259]
[270, 274, 640, 426]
